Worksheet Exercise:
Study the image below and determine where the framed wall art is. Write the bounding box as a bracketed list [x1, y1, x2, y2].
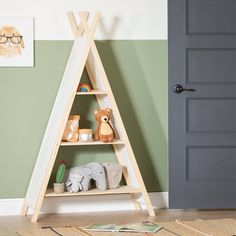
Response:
[0, 17, 34, 67]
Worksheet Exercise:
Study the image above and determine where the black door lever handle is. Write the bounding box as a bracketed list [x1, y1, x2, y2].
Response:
[173, 84, 196, 94]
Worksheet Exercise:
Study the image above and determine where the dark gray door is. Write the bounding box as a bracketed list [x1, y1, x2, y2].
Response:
[169, 0, 236, 208]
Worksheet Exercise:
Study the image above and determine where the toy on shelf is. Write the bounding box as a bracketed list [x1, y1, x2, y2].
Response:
[62, 115, 80, 142]
[65, 173, 84, 193]
[65, 162, 106, 192]
[54, 161, 66, 193]
[77, 83, 92, 92]
[103, 163, 123, 189]
[78, 129, 93, 142]
[65, 162, 123, 193]
[94, 108, 115, 143]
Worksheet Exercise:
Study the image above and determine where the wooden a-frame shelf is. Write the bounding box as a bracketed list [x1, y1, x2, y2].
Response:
[61, 140, 124, 146]
[21, 11, 155, 223]
[76, 90, 107, 95]
[45, 186, 141, 197]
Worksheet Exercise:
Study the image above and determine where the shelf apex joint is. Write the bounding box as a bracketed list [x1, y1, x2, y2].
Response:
[67, 11, 101, 38]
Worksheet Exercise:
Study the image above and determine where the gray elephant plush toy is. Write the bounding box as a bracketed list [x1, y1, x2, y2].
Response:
[65, 162, 107, 192]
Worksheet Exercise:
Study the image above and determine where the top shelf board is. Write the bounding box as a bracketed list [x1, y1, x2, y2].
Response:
[76, 90, 107, 95]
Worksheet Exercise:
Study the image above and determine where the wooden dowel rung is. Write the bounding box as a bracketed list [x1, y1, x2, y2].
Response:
[67, 12, 79, 36]
[68, 11, 100, 38]
[90, 12, 101, 36]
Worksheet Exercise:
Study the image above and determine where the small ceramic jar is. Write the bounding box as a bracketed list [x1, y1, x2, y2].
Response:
[78, 129, 93, 142]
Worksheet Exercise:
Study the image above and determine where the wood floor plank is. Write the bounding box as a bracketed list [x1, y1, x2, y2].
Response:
[160, 222, 204, 236]
[176, 219, 234, 236]
[0, 209, 236, 235]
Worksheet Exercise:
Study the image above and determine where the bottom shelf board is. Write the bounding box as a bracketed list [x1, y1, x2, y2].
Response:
[45, 186, 142, 197]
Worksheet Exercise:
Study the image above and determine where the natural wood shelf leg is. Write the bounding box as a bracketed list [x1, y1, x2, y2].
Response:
[31, 208, 40, 223]
[20, 202, 28, 216]
[141, 191, 156, 216]
[130, 193, 141, 211]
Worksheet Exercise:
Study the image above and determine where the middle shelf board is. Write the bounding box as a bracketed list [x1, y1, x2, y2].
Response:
[61, 140, 124, 146]
[45, 186, 142, 197]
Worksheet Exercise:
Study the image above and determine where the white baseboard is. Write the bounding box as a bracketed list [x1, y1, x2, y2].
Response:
[0, 192, 168, 216]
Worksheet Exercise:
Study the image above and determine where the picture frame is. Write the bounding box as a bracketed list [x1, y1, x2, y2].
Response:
[0, 17, 34, 67]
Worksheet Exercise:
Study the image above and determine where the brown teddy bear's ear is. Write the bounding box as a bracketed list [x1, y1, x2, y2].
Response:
[94, 110, 98, 115]
[105, 108, 111, 113]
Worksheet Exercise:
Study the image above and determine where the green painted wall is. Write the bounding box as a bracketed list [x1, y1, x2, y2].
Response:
[0, 40, 167, 198]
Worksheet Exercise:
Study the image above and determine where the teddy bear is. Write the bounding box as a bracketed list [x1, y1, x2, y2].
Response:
[65, 162, 107, 192]
[94, 108, 115, 143]
[65, 173, 84, 193]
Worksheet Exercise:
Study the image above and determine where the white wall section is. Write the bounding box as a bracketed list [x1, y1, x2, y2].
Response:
[0, 0, 167, 40]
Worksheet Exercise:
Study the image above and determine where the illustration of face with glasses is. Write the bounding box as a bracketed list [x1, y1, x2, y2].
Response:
[0, 25, 25, 57]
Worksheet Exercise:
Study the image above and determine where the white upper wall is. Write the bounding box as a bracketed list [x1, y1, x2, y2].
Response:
[0, 0, 167, 40]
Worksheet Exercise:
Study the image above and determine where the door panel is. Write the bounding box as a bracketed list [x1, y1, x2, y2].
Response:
[187, 147, 236, 180]
[187, 0, 236, 34]
[187, 49, 236, 84]
[187, 98, 236, 132]
[169, 0, 236, 208]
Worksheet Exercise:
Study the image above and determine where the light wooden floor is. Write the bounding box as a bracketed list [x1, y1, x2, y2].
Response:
[1, 209, 236, 236]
